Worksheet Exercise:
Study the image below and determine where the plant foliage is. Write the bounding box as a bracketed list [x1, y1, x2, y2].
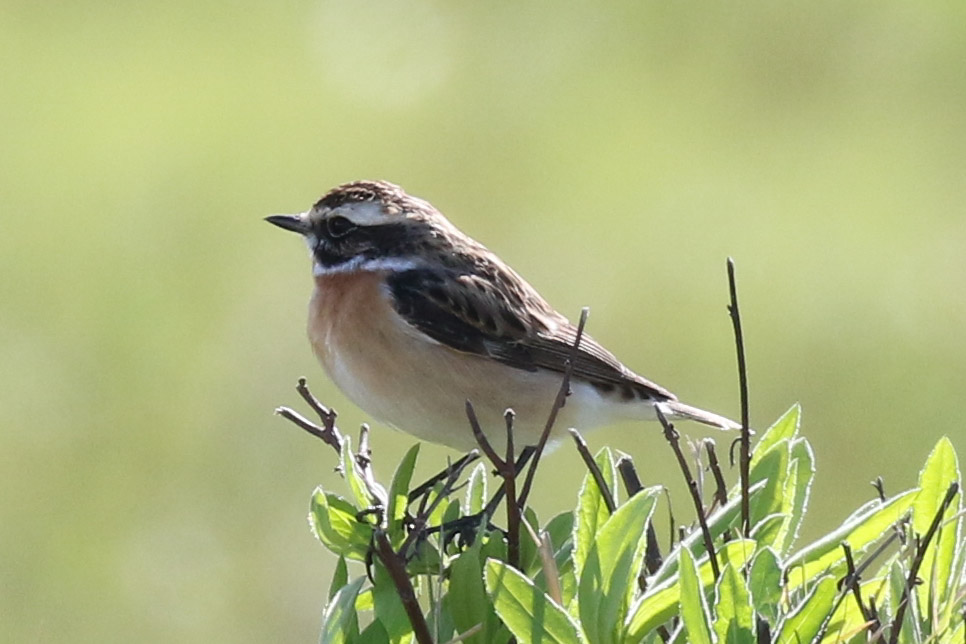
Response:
[307, 405, 964, 644]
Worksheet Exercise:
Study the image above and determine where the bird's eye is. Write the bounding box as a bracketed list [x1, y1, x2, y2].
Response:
[326, 216, 356, 238]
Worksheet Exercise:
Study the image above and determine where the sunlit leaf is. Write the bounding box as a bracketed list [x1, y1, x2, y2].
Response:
[785, 489, 916, 589]
[578, 487, 659, 644]
[712, 563, 755, 644]
[912, 437, 961, 614]
[625, 539, 757, 641]
[678, 547, 713, 644]
[309, 488, 372, 560]
[748, 547, 782, 624]
[447, 540, 507, 644]
[775, 575, 836, 644]
[386, 443, 419, 535]
[750, 404, 800, 468]
[319, 575, 365, 644]
[464, 462, 487, 515]
[485, 559, 583, 644]
[573, 447, 617, 580]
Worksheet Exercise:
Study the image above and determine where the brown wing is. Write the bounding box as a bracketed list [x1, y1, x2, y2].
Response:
[386, 267, 675, 402]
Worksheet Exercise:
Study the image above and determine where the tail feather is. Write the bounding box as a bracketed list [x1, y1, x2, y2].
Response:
[658, 401, 743, 432]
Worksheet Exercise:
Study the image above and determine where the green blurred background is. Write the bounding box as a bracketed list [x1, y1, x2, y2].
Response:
[3, 1, 965, 640]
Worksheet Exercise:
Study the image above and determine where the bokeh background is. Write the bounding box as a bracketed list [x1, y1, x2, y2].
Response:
[3, 1, 966, 641]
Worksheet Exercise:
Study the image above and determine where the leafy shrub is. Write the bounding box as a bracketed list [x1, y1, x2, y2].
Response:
[305, 404, 964, 643]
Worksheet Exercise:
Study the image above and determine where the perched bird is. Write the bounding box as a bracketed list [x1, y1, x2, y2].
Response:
[267, 180, 738, 452]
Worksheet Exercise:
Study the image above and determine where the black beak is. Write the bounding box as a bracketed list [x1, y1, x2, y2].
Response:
[265, 214, 309, 235]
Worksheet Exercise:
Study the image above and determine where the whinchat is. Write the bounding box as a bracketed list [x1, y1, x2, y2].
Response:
[267, 180, 738, 452]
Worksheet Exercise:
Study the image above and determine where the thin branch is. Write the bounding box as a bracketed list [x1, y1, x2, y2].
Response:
[274, 378, 344, 454]
[871, 477, 887, 502]
[372, 529, 433, 644]
[889, 482, 960, 644]
[274, 406, 343, 453]
[568, 428, 617, 513]
[464, 400, 503, 466]
[841, 542, 878, 626]
[705, 441, 729, 513]
[726, 258, 751, 537]
[399, 454, 477, 559]
[617, 454, 663, 581]
[504, 409, 521, 569]
[656, 406, 719, 580]
[408, 452, 480, 503]
[518, 307, 589, 508]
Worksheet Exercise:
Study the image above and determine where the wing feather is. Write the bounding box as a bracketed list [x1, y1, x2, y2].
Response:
[386, 268, 675, 402]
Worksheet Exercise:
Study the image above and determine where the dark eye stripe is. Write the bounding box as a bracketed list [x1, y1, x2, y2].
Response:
[326, 216, 356, 238]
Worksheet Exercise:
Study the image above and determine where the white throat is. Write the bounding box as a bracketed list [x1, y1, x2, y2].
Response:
[313, 256, 420, 277]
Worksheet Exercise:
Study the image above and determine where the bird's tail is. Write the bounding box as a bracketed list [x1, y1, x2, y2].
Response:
[657, 400, 743, 432]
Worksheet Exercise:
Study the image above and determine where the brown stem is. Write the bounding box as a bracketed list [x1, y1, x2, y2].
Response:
[372, 530, 433, 644]
[656, 406, 719, 580]
[568, 428, 616, 513]
[889, 482, 960, 644]
[517, 307, 589, 509]
[726, 258, 751, 537]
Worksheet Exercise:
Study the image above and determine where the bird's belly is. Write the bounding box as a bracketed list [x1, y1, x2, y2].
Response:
[307, 272, 629, 451]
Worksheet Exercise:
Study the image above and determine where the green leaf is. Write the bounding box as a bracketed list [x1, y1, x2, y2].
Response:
[713, 563, 755, 644]
[888, 560, 918, 644]
[775, 575, 836, 644]
[387, 443, 419, 534]
[309, 488, 372, 560]
[341, 438, 372, 509]
[544, 512, 578, 610]
[573, 447, 617, 580]
[778, 439, 815, 554]
[748, 439, 788, 528]
[328, 556, 349, 602]
[785, 489, 916, 589]
[625, 539, 757, 641]
[447, 540, 507, 644]
[319, 575, 365, 644]
[464, 462, 487, 515]
[912, 437, 961, 614]
[747, 547, 782, 624]
[371, 562, 415, 644]
[650, 481, 766, 585]
[485, 559, 583, 644]
[678, 547, 713, 644]
[578, 488, 659, 644]
[357, 620, 390, 644]
[750, 404, 800, 468]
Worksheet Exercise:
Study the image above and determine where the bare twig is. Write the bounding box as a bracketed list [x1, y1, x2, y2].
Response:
[617, 454, 662, 582]
[841, 543, 878, 626]
[399, 454, 477, 559]
[274, 378, 344, 454]
[442, 623, 483, 644]
[372, 529, 433, 644]
[889, 482, 960, 644]
[504, 409, 521, 569]
[518, 307, 590, 509]
[568, 428, 616, 514]
[463, 401, 524, 568]
[656, 406, 719, 580]
[274, 407, 343, 453]
[726, 258, 751, 537]
[408, 452, 480, 503]
[705, 441, 729, 513]
[871, 477, 887, 502]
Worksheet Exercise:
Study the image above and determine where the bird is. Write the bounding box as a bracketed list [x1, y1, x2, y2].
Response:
[267, 180, 738, 452]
